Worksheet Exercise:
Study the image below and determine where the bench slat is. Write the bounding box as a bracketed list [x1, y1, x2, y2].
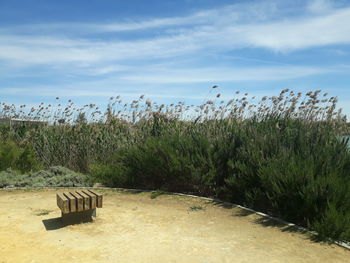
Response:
[88, 190, 103, 208]
[57, 193, 69, 214]
[82, 190, 96, 209]
[64, 193, 77, 212]
[70, 191, 83, 212]
[76, 191, 90, 210]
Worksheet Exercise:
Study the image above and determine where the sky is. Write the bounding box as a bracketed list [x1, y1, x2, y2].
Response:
[0, 0, 350, 118]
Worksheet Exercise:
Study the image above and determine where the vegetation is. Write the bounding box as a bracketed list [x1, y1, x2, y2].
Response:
[0, 166, 90, 188]
[33, 209, 54, 216]
[0, 140, 42, 172]
[150, 190, 166, 199]
[0, 89, 349, 242]
[189, 206, 205, 211]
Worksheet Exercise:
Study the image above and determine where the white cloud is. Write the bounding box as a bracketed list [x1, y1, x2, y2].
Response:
[3, 1, 280, 34]
[87, 65, 130, 75]
[0, 86, 206, 100]
[119, 66, 332, 83]
[0, 64, 339, 97]
[307, 0, 334, 14]
[0, 33, 200, 65]
[0, 2, 349, 70]
[236, 7, 350, 51]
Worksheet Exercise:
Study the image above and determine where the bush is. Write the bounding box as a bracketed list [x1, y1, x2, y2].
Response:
[0, 169, 26, 188]
[0, 140, 22, 171]
[0, 140, 42, 173]
[89, 163, 128, 187]
[313, 203, 350, 242]
[111, 134, 216, 195]
[0, 166, 91, 188]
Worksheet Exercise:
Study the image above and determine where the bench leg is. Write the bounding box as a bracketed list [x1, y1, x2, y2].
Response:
[61, 209, 96, 224]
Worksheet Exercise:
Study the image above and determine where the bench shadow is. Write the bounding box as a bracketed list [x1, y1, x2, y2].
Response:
[42, 217, 66, 230]
[42, 217, 93, 231]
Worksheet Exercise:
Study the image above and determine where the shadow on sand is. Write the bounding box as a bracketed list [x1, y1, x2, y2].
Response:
[210, 199, 318, 242]
[42, 216, 93, 231]
[42, 217, 66, 230]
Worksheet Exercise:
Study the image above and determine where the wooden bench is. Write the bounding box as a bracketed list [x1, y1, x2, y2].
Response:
[57, 190, 103, 223]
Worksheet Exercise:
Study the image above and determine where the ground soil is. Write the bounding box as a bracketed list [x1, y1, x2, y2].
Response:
[0, 189, 348, 263]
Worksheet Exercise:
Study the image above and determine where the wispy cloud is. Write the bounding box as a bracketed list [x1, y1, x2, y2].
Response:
[0, 86, 206, 100]
[119, 66, 335, 84]
[236, 8, 350, 51]
[0, 64, 344, 104]
[2, 1, 280, 34]
[1, 1, 350, 69]
[307, 0, 334, 14]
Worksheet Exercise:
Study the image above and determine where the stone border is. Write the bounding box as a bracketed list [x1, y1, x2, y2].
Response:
[1, 186, 349, 251]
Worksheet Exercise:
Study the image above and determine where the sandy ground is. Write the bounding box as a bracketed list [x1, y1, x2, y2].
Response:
[0, 189, 348, 263]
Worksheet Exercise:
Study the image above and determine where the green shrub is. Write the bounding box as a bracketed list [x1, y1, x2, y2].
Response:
[0, 140, 22, 171]
[0, 140, 42, 173]
[150, 190, 165, 199]
[114, 134, 216, 195]
[0, 169, 25, 187]
[17, 145, 43, 172]
[313, 203, 350, 242]
[0, 166, 90, 188]
[89, 163, 128, 187]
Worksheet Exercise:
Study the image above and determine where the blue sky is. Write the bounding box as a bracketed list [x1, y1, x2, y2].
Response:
[1, 0, 350, 117]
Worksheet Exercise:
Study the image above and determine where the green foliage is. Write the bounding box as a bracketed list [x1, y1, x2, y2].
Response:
[75, 112, 87, 125]
[189, 206, 205, 211]
[0, 140, 21, 171]
[313, 203, 350, 242]
[29, 121, 133, 172]
[115, 134, 216, 194]
[0, 169, 26, 187]
[150, 190, 165, 199]
[0, 166, 90, 188]
[89, 163, 128, 187]
[0, 140, 42, 173]
[213, 119, 350, 240]
[17, 145, 43, 172]
[34, 209, 54, 216]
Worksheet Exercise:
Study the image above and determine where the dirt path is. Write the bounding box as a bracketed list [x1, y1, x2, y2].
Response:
[0, 189, 348, 263]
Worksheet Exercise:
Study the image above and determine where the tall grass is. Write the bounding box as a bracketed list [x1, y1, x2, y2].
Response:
[1, 89, 349, 241]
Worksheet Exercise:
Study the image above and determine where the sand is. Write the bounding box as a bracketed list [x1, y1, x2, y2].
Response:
[0, 188, 348, 263]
